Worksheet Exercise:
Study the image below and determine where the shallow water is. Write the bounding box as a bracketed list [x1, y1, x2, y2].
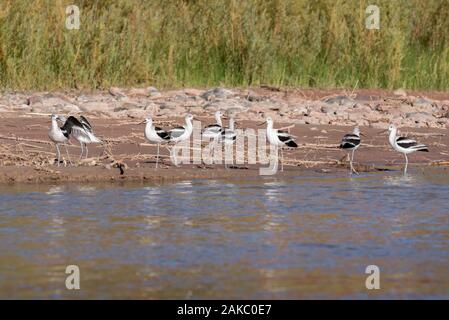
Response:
[1, 169, 449, 299]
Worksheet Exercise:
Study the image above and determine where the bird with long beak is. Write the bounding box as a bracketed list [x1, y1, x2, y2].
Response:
[258, 117, 298, 172]
[381, 124, 429, 174]
[339, 127, 365, 174]
[48, 114, 71, 166]
[140, 116, 171, 169]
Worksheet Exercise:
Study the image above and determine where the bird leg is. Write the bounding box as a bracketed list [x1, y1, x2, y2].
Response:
[79, 142, 84, 160]
[55, 144, 61, 166]
[85, 145, 89, 159]
[155, 143, 160, 170]
[280, 148, 284, 172]
[404, 153, 408, 175]
[350, 149, 358, 174]
[64, 144, 71, 166]
[171, 145, 179, 167]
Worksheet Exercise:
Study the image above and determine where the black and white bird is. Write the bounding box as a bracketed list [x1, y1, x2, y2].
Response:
[260, 117, 298, 172]
[202, 110, 223, 139]
[218, 116, 237, 169]
[202, 110, 224, 159]
[168, 114, 194, 166]
[339, 127, 363, 174]
[142, 116, 171, 169]
[61, 115, 102, 160]
[48, 114, 71, 166]
[386, 124, 428, 174]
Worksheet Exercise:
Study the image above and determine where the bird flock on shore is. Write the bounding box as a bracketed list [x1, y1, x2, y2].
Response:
[48, 111, 429, 174]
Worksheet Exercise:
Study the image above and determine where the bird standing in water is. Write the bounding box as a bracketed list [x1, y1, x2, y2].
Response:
[339, 127, 363, 174]
[386, 124, 429, 174]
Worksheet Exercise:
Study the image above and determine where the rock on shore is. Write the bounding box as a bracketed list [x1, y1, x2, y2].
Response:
[0, 87, 448, 128]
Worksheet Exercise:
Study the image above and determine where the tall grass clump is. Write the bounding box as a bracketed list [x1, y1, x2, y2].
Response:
[0, 0, 448, 90]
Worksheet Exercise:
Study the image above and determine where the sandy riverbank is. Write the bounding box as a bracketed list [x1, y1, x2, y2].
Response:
[0, 87, 448, 184]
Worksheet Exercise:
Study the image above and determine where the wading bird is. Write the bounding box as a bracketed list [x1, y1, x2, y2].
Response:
[48, 114, 71, 166]
[202, 110, 223, 159]
[259, 117, 298, 171]
[142, 116, 171, 169]
[168, 114, 194, 166]
[218, 116, 237, 169]
[61, 116, 102, 160]
[385, 124, 429, 174]
[339, 127, 363, 174]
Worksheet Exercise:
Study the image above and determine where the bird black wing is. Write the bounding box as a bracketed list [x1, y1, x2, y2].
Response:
[61, 116, 84, 135]
[79, 116, 93, 133]
[155, 126, 170, 140]
[339, 133, 360, 149]
[277, 130, 298, 147]
[396, 136, 428, 151]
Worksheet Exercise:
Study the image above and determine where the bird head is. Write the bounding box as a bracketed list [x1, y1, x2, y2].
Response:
[140, 117, 152, 125]
[257, 117, 272, 126]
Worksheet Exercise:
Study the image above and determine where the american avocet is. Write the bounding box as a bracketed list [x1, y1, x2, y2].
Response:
[386, 124, 429, 174]
[218, 116, 237, 169]
[48, 114, 71, 166]
[142, 116, 171, 169]
[168, 114, 194, 166]
[259, 117, 298, 171]
[62, 116, 102, 159]
[339, 127, 364, 174]
[202, 110, 223, 139]
[202, 110, 223, 159]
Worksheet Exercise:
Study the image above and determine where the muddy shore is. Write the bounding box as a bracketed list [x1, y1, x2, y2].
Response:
[0, 87, 448, 184]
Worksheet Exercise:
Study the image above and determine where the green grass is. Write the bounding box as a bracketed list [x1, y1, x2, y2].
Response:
[1, 0, 449, 90]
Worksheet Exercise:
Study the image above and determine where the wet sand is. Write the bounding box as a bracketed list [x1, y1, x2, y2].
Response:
[0, 112, 447, 184]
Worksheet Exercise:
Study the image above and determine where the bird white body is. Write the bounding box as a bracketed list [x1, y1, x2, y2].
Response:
[388, 126, 424, 154]
[339, 127, 361, 174]
[143, 117, 170, 169]
[169, 114, 194, 166]
[169, 115, 193, 143]
[265, 118, 297, 148]
[219, 117, 236, 145]
[48, 114, 71, 166]
[263, 117, 297, 172]
[202, 111, 223, 139]
[71, 128, 101, 144]
[144, 118, 169, 144]
[63, 116, 101, 160]
[48, 116, 69, 144]
[387, 124, 428, 174]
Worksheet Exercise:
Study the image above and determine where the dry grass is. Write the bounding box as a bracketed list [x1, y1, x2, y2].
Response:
[0, 0, 448, 90]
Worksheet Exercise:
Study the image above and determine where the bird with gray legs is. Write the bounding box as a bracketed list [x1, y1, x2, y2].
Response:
[202, 110, 224, 160]
[384, 124, 429, 174]
[259, 117, 298, 172]
[339, 127, 364, 174]
[48, 114, 71, 166]
[218, 115, 237, 169]
[168, 114, 194, 166]
[141, 116, 171, 169]
[61, 116, 102, 160]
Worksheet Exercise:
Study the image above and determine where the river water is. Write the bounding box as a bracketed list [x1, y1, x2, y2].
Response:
[1, 169, 448, 299]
